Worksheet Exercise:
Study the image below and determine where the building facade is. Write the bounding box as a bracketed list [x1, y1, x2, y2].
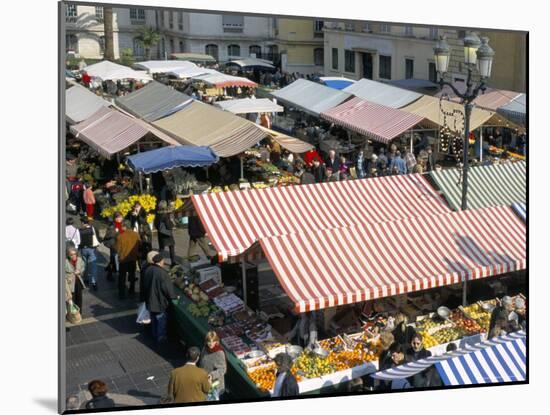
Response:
[322, 21, 526, 92]
[65, 4, 323, 74]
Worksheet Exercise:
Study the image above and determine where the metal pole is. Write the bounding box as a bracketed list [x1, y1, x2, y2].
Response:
[479, 127, 484, 162]
[241, 258, 247, 305]
[462, 102, 473, 306]
[240, 156, 244, 180]
[139, 172, 144, 193]
[410, 130, 413, 153]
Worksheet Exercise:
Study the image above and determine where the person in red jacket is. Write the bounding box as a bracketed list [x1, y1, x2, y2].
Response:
[83, 183, 96, 219]
[303, 148, 322, 168]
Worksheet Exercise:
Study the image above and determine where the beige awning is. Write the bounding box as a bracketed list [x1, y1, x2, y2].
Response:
[256, 125, 313, 153]
[400, 95, 497, 133]
[152, 101, 268, 157]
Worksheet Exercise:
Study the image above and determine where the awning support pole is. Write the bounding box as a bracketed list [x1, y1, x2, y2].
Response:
[116, 152, 122, 180]
[139, 172, 143, 194]
[240, 156, 244, 180]
[241, 257, 247, 305]
[479, 127, 484, 162]
[410, 130, 413, 153]
[463, 277, 468, 306]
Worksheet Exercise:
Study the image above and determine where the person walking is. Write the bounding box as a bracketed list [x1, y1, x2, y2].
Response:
[167, 347, 211, 403]
[103, 212, 123, 282]
[85, 380, 115, 409]
[155, 201, 177, 266]
[142, 254, 178, 343]
[65, 247, 86, 318]
[65, 217, 80, 250]
[187, 212, 211, 259]
[355, 149, 366, 179]
[126, 201, 152, 261]
[114, 220, 140, 299]
[199, 331, 227, 400]
[272, 353, 299, 397]
[83, 183, 96, 219]
[78, 216, 101, 290]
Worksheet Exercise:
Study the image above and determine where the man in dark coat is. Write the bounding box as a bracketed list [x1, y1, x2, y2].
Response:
[311, 159, 325, 183]
[405, 333, 432, 387]
[142, 254, 178, 343]
[272, 353, 299, 397]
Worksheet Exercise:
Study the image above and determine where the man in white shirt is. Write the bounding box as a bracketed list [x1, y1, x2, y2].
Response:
[65, 217, 80, 249]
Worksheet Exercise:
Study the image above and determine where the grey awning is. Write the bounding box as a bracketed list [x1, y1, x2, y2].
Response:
[115, 81, 193, 122]
[65, 85, 111, 124]
[343, 78, 422, 108]
[271, 79, 352, 117]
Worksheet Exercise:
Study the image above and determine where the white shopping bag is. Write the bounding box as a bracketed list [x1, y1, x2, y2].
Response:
[136, 302, 151, 325]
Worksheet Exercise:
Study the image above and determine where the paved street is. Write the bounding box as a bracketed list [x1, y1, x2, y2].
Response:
[65, 219, 192, 408]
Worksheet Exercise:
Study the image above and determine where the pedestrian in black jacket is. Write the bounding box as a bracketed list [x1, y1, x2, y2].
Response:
[142, 254, 178, 343]
[311, 159, 325, 183]
[154, 200, 176, 266]
[78, 216, 101, 290]
[103, 212, 123, 281]
[272, 353, 299, 397]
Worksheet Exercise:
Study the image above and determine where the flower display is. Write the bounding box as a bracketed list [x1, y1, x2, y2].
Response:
[101, 194, 157, 219]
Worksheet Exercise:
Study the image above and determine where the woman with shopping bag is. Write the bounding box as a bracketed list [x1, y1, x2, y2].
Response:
[65, 247, 86, 323]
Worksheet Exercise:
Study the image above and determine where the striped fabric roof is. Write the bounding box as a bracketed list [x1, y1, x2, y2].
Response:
[70, 107, 149, 159]
[497, 94, 526, 126]
[469, 90, 521, 111]
[320, 97, 434, 144]
[260, 205, 526, 312]
[191, 174, 452, 261]
[371, 331, 526, 382]
[436, 332, 526, 385]
[512, 202, 526, 222]
[429, 161, 526, 211]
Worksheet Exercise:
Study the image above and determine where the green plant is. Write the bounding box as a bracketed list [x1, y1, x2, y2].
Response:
[135, 26, 161, 60]
[119, 48, 135, 67]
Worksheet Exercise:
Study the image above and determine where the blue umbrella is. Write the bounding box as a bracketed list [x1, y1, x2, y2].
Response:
[127, 146, 219, 174]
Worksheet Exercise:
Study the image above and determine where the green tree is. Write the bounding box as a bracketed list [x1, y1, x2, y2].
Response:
[135, 26, 161, 60]
[103, 7, 115, 60]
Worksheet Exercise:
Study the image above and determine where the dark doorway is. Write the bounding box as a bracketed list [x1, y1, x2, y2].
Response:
[362, 53, 373, 79]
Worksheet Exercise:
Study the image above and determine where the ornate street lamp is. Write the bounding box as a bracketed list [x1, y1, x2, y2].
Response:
[434, 32, 495, 304]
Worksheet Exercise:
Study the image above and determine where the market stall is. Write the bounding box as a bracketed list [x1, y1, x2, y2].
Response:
[371, 330, 526, 386]
[152, 101, 269, 157]
[133, 60, 198, 74]
[82, 60, 153, 82]
[226, 58, 276, 72]
[497, 94, 526, 127]
[127, 146, 219, 174]
[65, 84, 111, 124]
[190, 173, 452, 261]
[342, 78, 423, 109]
[167, 67, 217, 79]
[320, 97, 439, 147]
[115, 81, 193, 122]
[428, 160, 526, 211]
[170, 53, 217, 64]
[271, 79, 352, 118]
[69, 106, 180, 159]
[215, 98, 284, 115]
[191, 72, 258, 89]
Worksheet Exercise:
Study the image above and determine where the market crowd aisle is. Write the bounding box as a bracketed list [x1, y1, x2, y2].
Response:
[64, 213, 194, 408]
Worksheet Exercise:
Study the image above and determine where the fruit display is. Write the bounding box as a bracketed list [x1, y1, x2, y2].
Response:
[450, 311, 484, 336]
[183, 283, 210, 303]
[419, 332, 438, 348]
[428, 327, 465, 345]
[187, 302, 213, 318]
[462, 304, 491, 332]
[415, 316, 454, 335]
[247, 364, 277, 392]
[292, 351, 336, 378]
[222, 335, 253, 359]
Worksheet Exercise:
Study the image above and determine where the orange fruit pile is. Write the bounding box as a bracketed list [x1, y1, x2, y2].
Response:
[248, 364, 277, 392]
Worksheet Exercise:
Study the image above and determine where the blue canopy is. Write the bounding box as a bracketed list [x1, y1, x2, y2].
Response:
[127, 146, 219, 174]
[512, 202, 526, 222]
[320, 77, 356, 90]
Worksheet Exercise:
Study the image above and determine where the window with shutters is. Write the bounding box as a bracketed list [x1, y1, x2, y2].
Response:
[332, 48, 339, 70]
[379, 55, 392, 79]
[344, 50, 355, 73]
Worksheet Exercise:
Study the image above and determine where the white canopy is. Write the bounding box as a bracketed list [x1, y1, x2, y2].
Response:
[83, 60, 153, 82]
[227, 58, 275, 70]
[343, 78, 422, 108]
[215, 98, 284, 114]
[167, 67, 218, 79]
[191, 72, 257, 88]
[133, 60, 197, 74]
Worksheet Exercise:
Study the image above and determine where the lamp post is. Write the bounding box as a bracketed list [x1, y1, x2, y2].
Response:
[433, 32, 495, 305]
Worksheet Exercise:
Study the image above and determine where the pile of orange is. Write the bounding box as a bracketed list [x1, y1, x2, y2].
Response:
[248, 364, 277, 392]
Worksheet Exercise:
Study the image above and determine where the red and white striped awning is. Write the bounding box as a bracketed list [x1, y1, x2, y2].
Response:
[320, 97, 434, 144]
[259, 205, 526, 312]
[191, 174, 452, 261]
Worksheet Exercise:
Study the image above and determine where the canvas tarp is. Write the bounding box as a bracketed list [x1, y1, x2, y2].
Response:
[127, 146, 219, 174]
[192, 72, 257, 88]
[342, 78, 422, 108]
[256, 125, 313, 153]
[115, 81, 193, 122]
[215, 98, 283, 114]
[271, 79, 352, 117]
[83, 60, 153, 82]
[65, 85, 111, 124]
[497, 94, 526, 126]
[133, 60, 198, 74]
[152, 101, 268, 157]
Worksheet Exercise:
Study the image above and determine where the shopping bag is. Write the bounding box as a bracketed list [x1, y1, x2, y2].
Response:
[136, 302, 151, 325]
[66, 303, 82, 324]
